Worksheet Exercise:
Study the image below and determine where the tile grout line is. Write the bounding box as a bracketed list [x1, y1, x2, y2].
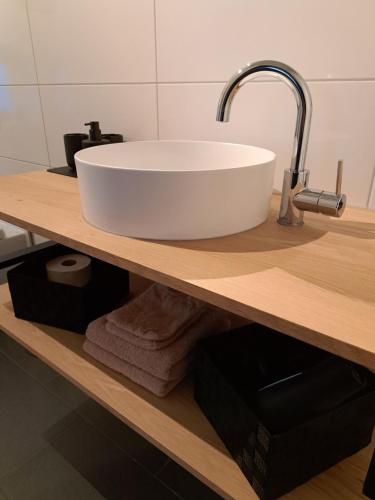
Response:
[0, 351, 65, 483]
[0, 82, 158, 87]
[60, 410, 180, 499]
[3, 78, 375, 87]
[0, 343, 175, 493]
[24, 0, 52, 168]
[0, 416, 72, 486]
[150, 452, 185, 500]
[0, 391, 179, 500]
[0, 154, 48, 168]
[154, 459, 218, 500]
[153, 0, 160, 140]
[17, 365, 171, 482]
[76, 410, 170, 480]
[0, 445, 48, 484]
[0, 342, 60, 389]
[153, 457, 171, 477]
[366, 164, 375, 208]
[155, 477, 185, 500]
[158, 77, 375, 84]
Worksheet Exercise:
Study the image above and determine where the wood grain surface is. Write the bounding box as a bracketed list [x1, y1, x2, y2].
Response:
[0, 170, 374, 371]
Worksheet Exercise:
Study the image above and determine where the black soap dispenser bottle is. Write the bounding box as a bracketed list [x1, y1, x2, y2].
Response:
[82, 121, 110, 149]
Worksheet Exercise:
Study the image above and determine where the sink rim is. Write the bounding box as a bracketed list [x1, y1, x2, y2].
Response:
[75, 139, 276, 173]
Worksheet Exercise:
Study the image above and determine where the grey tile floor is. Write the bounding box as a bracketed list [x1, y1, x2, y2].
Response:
[0, 330, 221, 500]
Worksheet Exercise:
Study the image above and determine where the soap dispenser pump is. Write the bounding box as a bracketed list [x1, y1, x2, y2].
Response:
[82, 121, 110, 148]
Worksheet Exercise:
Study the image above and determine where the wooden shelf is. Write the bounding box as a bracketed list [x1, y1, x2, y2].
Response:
[0, 284, 251, 499]
[0, 284, 373, 499]
[0, 171, 375, 370]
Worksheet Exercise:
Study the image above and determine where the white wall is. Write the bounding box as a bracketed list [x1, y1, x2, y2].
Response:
[1, 0, 375, 207]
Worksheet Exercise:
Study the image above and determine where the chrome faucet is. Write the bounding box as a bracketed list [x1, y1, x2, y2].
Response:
[217, 60, 346, 226]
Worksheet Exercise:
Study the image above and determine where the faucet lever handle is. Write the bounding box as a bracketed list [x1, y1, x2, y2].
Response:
[336, 160, 343, 196]
[293, 159, 347, 218]
[316, 159, 346, 217]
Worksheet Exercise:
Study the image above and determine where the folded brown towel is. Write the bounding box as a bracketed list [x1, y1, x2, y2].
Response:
[107, 283, 205, 342]
[83, 339, 181, 397]
[87, 316, 190, 381]
[107, 308, 247, 351]
[86, 307, 231, 380]
[106, 319, 188, 351]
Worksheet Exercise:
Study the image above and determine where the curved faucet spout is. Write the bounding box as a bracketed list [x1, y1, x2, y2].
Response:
[217, 60, 346, 226]
[216, 60, 312, 175]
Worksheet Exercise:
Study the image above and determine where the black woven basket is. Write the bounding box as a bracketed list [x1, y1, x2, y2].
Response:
[7, 244, 129, 333]
[194, 324, 375, 500]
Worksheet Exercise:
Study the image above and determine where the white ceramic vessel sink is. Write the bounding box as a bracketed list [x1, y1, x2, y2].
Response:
[75, 140, 276, 240]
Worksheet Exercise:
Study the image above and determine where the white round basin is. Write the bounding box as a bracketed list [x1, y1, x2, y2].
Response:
[75, 140, 276, 240]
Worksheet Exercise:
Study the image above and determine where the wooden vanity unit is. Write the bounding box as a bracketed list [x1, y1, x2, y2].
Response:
[0, 170, 374, 499]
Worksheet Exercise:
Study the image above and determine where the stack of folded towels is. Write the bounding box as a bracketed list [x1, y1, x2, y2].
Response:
[83, 283, 231, 397]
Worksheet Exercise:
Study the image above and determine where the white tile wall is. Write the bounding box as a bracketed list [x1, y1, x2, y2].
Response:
[0, 85, 48, 165]
[156, 0, 375, 82]
[0, 0, 36, 84]
[1, 0, 375, 209]
[159, 81, 375, 207]
[40, 84, 158, 166]
[27, 0, 156, 84]
[304, 81, 375, 208]
[158, 82, 297, 188]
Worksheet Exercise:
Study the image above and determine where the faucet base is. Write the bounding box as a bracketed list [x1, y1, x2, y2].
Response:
[277, 169, 309, 226]
[277, 216, 304, 227]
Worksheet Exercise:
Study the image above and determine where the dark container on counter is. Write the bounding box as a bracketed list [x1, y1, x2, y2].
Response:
[194, 324, 375, 500]
[101, 133, 124, 144]
[7, 244, 129, 334]
[64, 132, 88, 172]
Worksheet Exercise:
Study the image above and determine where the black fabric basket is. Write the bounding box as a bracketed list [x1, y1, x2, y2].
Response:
[7, 244, 129, 334]
[194, 324, 375, 500]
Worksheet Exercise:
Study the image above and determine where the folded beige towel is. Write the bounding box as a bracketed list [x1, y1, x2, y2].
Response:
[83, 339, 181, 397]
[106, 320, 188, 351]
[107, 308, 245, 351]
[86, 307, 231, 380]
[87, 316, 190, 381]
[107, 283, 205, 342]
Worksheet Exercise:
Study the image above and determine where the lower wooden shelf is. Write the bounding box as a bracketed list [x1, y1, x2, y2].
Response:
[0, 283, 372, 499]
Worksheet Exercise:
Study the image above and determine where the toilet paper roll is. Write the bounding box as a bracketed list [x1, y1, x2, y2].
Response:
[46, 253, 92, 287]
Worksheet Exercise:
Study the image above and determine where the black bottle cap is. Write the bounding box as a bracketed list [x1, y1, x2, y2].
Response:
[85, 121, 102, 141]
[82, 121, 110, 148]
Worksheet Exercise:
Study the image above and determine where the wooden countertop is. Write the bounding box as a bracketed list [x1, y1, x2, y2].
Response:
[0, 170, 375, 369]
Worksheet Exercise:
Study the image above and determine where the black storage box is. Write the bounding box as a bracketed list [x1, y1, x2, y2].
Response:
[194, 324, 375, 500]
[7, 244, 129, 333]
